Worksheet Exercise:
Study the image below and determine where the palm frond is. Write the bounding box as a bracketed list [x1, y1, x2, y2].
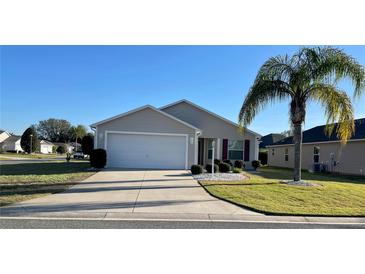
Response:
[302, 47, 365, 98]
[239, 79, 292, 127]
[308, 83, 355, 143]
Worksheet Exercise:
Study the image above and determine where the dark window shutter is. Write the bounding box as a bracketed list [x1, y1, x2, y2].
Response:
[222, 139, 228, 160]
[244, 140, 250, 161]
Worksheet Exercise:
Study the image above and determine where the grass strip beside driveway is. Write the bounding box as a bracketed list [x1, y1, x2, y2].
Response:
[199, 167, 365, 217]
[0, 161, 96, 206]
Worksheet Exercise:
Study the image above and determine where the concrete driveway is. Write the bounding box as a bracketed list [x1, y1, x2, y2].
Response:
[0, 170, 259, 219]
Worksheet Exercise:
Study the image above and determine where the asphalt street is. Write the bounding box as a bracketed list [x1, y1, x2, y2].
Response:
[1, 218, 364, 229]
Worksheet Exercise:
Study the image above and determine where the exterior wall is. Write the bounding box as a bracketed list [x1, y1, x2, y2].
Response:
[268, 140, 365, 176]
[162, 102, 259, 167]
[95, 107, 197, 168]
[40, 144, 53, 154]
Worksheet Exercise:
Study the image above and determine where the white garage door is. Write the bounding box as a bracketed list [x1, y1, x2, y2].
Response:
[106, 132, 187, 169]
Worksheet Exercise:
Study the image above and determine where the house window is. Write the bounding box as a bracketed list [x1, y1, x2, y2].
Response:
[272, 148, 275, 156]
[207, 139, 213, 159]
[313, 146, 320, 163]
[228, 140, 243, 160]
[284, 148, 289, 161]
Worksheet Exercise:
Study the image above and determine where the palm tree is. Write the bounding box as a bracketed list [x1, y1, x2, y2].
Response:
[239, 47, 365, 182]
[70, 125, 87, 152]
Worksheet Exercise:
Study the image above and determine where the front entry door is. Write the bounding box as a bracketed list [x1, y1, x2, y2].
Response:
[198, 138, 204, 165]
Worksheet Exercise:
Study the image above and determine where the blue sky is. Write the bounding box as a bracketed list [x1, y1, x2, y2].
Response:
[1, 46, 364, 136]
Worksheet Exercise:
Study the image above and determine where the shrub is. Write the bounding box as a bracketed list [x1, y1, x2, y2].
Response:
[56, 145, 66, 154]
[232, 167, 241, 173]
[219, 162, 231, 173]
[234, 160, 244, 169]
[191, 165, 203, 175]
[214, 159, 222, 165]
[205, 164, 219, 173]
[81, 134, 94, 155]
[90, 149, 107, 168]
[252, 160, 261, 170]
[223, 159, 233, 166]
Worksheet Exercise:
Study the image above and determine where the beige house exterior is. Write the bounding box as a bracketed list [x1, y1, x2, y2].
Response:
[267, 118, 365, 176]
[91, 99, 260, 169]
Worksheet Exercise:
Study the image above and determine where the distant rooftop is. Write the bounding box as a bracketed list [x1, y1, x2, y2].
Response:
[259, 133, 286, 148]
[270, 118, 365, 146]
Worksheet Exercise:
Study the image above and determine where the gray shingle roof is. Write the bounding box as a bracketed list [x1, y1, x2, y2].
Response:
[259, 133, 286, 148]
[270, 118, 365, 146]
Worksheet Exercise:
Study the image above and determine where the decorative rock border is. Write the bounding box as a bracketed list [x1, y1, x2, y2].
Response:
[193, 173, 248, 181]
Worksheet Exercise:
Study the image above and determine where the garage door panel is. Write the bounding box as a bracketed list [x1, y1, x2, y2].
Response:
[106, 133, 187, 169]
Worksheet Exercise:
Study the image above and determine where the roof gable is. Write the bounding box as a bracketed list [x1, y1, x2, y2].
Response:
[160, 99, 260, 136]
[90, 105, 200, 131]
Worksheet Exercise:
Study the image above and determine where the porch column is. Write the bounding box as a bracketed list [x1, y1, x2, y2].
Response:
[216, 138, 221, 160]
[194, 132, 198, 165]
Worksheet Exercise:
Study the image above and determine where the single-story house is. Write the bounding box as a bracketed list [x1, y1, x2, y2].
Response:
[39, 140, 54, 154]
[267, 118, 365, 176]
[0, 135, 23, 153]
[53, 142, 74, 153]
[90, 99, 261, 169]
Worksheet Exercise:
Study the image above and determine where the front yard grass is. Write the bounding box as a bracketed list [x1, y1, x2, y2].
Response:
[199, 167, 365, 216]
[0, 161, 96, 206]
[0, 153, 60, 159]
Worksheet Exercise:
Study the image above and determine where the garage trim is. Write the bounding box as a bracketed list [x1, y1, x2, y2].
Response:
[104, 130, 189, 169]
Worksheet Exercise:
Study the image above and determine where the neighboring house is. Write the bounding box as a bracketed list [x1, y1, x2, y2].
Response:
[267, 118, 365, 176]
[53, 142, 73, 153]
[69, 142, 81, 152]
[258, 133, 286, 165]
[0, 135, 23, 153]
[91, 99, 261, 169]
[39, 140, 54, 154]
[0, 130, 11, 143]
[259, 133, 286, 150]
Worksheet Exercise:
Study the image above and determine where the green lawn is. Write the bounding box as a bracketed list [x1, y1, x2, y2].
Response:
[0, 153, 60, 159]
[0, 161, 96, 206]
[199, 167, 365, 216]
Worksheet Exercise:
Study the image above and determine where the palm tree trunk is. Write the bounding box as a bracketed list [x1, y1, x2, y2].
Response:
[293, 123, 302, 181]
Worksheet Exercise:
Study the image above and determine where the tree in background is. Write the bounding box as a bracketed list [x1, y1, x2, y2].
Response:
[81, 133, 94, 155]
[69, 125, 87, 152]
[37, 118, 72, 142]
[239, 46, 365, 183]
[56, 145, 66, 154]
[20, 126, 38, 153]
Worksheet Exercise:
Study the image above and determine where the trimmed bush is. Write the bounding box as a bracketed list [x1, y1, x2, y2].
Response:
[90, 149, 107, 168]
[219, 162, 231, 173]
[214, 159, 222, 165]
[232, 167, 241, 173]
[223, 159, 233, 166]
[234, 160, 244, 169]
[205, 164, 219, 173]
[191, 165, 203, 175]
[252, 160, 261, 170]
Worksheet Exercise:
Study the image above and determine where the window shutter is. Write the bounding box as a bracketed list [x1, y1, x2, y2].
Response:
[244, 140, 250, 161]
[222, 139, 228, 160]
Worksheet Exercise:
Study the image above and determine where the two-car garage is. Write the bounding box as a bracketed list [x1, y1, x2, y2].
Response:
[106, 132, 188, 169]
